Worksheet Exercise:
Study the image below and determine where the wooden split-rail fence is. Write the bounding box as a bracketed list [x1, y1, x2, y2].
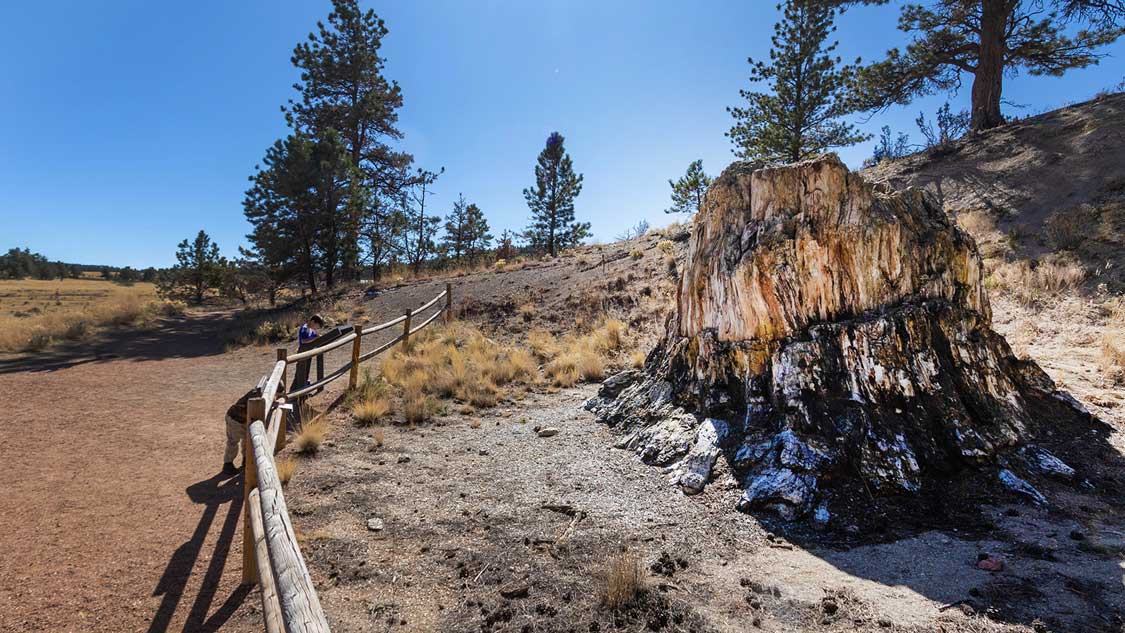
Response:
[239, 284, 453, 633]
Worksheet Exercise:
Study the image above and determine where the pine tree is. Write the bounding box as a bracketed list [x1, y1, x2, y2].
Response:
[843, 1, 1124, 131]
[442, 194, 472, 262]
[286, 0, 412, 277]
[523, 132, 589, 256]
[666, 160, 712, 214]
[400, 167, 443, 274]
[171, 230, 223, 303]
[244, 131, 361, 294]
[727, 0, 868, 164]
[464, 203, 493, 265]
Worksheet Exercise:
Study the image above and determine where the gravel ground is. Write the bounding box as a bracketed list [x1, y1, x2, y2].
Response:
[281, 378, 1125, 633]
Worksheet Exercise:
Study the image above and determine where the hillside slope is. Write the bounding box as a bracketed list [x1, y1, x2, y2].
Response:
[864, 91, 1125, 269]
[864, 92, 1125, 426]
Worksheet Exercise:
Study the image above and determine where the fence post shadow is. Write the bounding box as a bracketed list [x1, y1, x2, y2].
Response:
[146, 471, 246, 633]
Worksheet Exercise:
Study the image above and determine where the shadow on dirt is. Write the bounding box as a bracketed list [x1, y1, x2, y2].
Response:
[147, 471, 249, 633]
[0, 310, 243, 375]
[736, 396, 1125, 631]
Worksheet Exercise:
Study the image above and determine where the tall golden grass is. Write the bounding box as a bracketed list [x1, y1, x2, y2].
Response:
[0, 280, 180, 352]
[367, 319, 635, 423]
[986, 257, 1086, 306]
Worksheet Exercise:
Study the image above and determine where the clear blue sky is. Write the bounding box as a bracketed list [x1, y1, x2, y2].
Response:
[1, 1, 1122, 268]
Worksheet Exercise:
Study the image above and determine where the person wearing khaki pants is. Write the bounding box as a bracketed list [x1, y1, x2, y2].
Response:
[223, 386, 259, 475]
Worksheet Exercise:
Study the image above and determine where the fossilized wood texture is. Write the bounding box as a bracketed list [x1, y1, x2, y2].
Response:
[588, 155, 1088, 524]
[678, 155, 987, 342]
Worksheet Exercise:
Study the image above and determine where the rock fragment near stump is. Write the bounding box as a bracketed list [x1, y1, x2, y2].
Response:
[587, 155, 1088, 524]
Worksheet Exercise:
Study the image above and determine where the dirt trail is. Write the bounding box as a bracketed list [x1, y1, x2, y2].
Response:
[0, 312, 276, 633]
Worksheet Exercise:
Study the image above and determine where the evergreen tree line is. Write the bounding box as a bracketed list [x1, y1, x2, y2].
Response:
[236, 0, 592, 300]
[0, 247, 158, 282]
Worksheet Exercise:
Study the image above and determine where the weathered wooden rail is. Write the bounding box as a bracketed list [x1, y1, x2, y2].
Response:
[240, 284, 453, 632]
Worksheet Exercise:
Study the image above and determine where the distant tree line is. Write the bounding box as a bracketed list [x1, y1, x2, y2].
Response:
[0, 247, 157, 282]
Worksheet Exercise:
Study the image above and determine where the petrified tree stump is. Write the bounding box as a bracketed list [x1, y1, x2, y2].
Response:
[587, 155, 1089, 525]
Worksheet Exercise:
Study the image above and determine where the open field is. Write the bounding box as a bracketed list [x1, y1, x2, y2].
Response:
[0, 278, 180, 353]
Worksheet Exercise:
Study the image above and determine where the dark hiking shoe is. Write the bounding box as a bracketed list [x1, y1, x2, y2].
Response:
[222, 462, 238, 476]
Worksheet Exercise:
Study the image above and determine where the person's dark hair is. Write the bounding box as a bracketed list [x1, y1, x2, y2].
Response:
[310, 314, 325, 327]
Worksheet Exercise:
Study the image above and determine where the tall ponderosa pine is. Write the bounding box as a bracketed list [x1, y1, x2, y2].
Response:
[173, 230, 223, 304]
[286, 0, 411, 276]
[844, 1, 1124, 131]
[727, 0, 868, 164]
[523, 132, 589, 256]
[666, 160, 712, 214]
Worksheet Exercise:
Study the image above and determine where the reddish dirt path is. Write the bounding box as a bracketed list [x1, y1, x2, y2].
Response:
[0, 312, 279, 633]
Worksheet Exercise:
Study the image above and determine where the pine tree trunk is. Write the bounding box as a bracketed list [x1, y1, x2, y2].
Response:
[970, 0, 1007, 131]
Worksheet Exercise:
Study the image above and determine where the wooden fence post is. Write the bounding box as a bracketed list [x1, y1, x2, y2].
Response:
[349, 327, 363, 389]
[444, 283, 452, 325]
[242, 396, 266, 585]
[402, 309, 412, 352]
[276, 348, 287, 389]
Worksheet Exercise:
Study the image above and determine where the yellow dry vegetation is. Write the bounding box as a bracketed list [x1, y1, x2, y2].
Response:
[986, 256, 1086, 306]
[293, 415, 329, 455]
[276, 457, 298, 485]
[358, 319, 637, 424]
[603, 550, 645, 610]
[0, 279, 180, 352]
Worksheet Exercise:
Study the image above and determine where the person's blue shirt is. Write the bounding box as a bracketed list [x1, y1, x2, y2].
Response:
[298, 323, 318, 345]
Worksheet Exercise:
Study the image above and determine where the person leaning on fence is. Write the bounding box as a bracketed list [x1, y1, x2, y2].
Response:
[223, 384, 286, 475]
[299, 314, 324, 347]
[292, 314, 325, 389]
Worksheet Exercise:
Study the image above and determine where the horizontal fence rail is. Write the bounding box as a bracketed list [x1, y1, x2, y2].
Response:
[240, 283, 453, 633]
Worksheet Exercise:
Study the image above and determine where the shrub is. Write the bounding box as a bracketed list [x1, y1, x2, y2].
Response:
[592, 319, 625, 352]
[603, 550, 645, 609]
[276, 457, 298, 485]
[545, 354, 580, 387]
[518, 303, 537, 323]
[293, 416, 328, 455]
[657, 240, 675, 255]
[1044, 206, 1095, 252]
[529, 329, 561, 360]
[630, 249, 644, 260]
[576, 349, 605, 382]
[353, 398, 391, 425]
[987, 257, 1086, 306]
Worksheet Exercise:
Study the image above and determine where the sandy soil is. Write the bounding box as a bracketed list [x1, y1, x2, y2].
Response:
[0, 311, 273, 633]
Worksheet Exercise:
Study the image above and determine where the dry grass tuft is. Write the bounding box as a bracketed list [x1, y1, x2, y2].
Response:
[1101, 298, 1125, 384]
[987, 257, 1086, 306]
[353, 397, 391, 425]
[630, 248, 644, 260]
[276, 457, 298, 485]
[368, 428, 385, 451]
[545, 354, 581, 387]
[529, 329, 561, 360]
[603, 550, 645, 610]
[657, 240, 675, 255]
[630, 350, 647, 369]
[518, 303, 537, 323]
[293, 415, 329, 455]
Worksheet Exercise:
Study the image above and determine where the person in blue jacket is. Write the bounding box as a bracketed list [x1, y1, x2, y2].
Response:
[293, 314, 325, 389]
